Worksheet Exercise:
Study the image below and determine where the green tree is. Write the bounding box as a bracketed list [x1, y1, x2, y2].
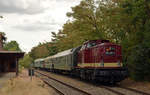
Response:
[29, 42, 58, 60]
[52, 0, 106, 52]
[0, 32, 7, 44]
[19, 54, 33, 68]
[4, 41, 21, 51]
[120, 0, 150, 81]
[45, 42, 58, 56]
[98, 0, 150, 81]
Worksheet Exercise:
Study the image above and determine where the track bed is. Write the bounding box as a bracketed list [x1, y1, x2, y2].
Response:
[35, 70, 150, 95]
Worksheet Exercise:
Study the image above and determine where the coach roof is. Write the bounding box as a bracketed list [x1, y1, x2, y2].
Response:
[52, 49, 73, 58]
[34, 58, 44, 62]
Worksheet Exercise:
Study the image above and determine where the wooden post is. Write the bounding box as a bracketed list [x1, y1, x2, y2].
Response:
[16, 58, 18, 76]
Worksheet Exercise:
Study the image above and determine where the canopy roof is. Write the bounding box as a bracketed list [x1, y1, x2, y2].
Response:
[0, 51, 24, 58]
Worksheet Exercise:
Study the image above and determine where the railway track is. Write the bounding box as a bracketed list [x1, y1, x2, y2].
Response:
[116, 86, 150, 95]
[35, 70, 150, 95]
[100, 86, 125, 95]
[42, 79, 65, 95]
[100, 85, 150, 95]
[35, 70, 92, 95]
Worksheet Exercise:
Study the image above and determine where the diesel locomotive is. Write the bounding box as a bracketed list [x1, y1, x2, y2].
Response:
[33, 40, 128, 83]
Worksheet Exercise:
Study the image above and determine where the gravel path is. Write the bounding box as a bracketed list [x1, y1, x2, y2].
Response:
[0, 70, 58, 95]
[0, 72, 16, 89]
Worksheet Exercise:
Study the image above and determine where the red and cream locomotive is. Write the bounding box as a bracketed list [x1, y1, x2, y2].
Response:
[77, 40, 127, 83]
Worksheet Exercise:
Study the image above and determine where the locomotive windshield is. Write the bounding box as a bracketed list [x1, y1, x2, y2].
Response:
[105, 46, 116, 55]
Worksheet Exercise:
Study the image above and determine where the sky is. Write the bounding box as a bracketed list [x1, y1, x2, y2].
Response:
[0, 0, 81, 52]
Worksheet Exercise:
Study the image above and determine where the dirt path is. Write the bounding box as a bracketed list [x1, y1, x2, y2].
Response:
[0, 70, 57, 95]
[0, 73, 16, 89]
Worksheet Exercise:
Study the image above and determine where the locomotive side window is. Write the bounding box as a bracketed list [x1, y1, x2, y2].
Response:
[87, 42, 96, 48]
[87, 43, 92, 48]
[105, 46, 116, 55]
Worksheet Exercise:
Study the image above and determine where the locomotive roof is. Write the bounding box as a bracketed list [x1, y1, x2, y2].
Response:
[52, 48, 73, 58]
[98, 42, 119, 46]
[84, 39, 109, 44]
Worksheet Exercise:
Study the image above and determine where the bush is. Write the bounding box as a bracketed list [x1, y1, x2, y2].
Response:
[127, 44, 150, 81]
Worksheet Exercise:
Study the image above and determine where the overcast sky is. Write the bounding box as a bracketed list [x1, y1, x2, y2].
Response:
[0, 0, 81, 52]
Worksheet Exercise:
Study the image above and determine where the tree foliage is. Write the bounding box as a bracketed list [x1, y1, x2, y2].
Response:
[29, 42, 58, 60]
[4, 41, 21, 51]
[0, 32, 21, 51]
[0, 32, 7, 45]
[19, 54, 33, 68]
[52, 0, 106, 52]
[119, 0, 150, 81]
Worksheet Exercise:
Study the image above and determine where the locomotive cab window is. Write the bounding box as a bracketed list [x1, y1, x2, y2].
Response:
[87, 42, 96, 48]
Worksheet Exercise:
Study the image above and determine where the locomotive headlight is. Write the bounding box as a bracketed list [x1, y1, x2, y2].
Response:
[106, 48, 110, 51]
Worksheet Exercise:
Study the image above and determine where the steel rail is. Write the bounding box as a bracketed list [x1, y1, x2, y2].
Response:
[35, 70, 92, 95]
[36, 70, 149, 95]
[35, 74, 65, 95]
[42, 78, 65, 95]
[118, 86, 150, 95]
[35, 70, 128, 95]
[100, 86, 125, 95]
